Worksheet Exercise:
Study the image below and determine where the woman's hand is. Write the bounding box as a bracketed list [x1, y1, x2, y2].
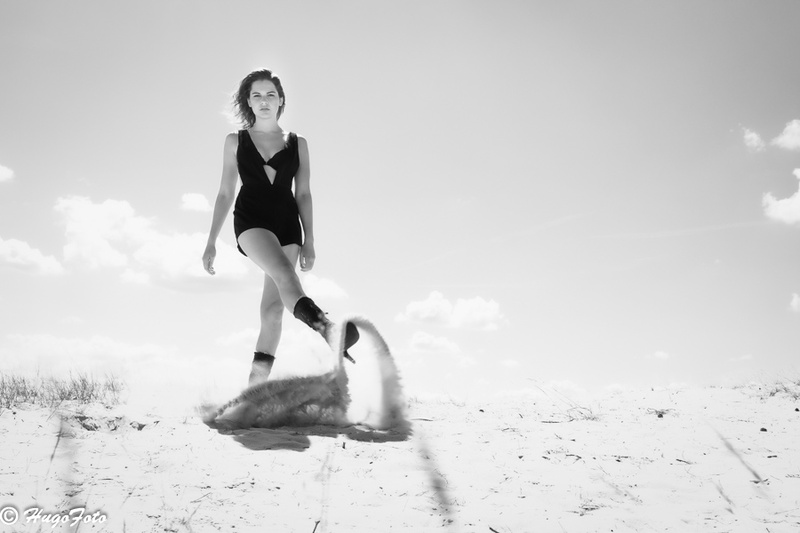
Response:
[300, 241, 316, 272]
[202, 244, 216, 275]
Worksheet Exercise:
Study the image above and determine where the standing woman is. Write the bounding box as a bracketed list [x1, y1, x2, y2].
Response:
[203, 69, 358, 385]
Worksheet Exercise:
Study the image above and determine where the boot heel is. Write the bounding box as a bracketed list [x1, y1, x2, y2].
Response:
[342, 322, 360, 363]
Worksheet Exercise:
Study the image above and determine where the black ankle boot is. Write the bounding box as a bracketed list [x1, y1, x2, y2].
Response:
[248, 352, 275, 386]
[292, 296, 329, 335]
[253, 352, 275, 365]
[293, 296, 360, 362]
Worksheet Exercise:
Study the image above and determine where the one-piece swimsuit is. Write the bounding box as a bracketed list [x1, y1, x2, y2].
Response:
[233, 130, 303, 255]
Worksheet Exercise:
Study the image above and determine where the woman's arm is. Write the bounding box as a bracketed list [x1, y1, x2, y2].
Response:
[295, 135, 315, 271]
[203, 133, 239, 275]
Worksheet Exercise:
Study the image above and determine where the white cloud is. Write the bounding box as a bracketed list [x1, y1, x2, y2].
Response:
[0, 236, 64, 275]
[771, 119, 800, 151]
[121, 268, 150, 284]
[54, 195, 250, 287]
[0, 333, 175, 377]
[54, 196, 141, 268]
[300, 273, 348, 300]
[647, 350, 670, 360]
[215, 328, 259, 347]
[409, 331, 461, 355]
[133, 231, 219, 282]
[742, 128, 765, 152]
[213, 324, 337, 378]
[396, 291, 504, 330]
[763, 169, 800, 225]
[408, 331, 475, 368]
[0, 164, 13, 183]
[501, 359, 520, 368]
[790, 293, 800, 313]
[181, 193, 212, 212]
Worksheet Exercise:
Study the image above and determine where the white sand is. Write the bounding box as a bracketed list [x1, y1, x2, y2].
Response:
[1, 382, 798, 532]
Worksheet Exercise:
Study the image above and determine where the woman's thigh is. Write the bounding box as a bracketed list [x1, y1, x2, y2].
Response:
[258, 240, 301, 308]
[238, 228, 297, 278]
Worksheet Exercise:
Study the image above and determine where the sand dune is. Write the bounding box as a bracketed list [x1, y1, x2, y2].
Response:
[1, 380, 798, 532]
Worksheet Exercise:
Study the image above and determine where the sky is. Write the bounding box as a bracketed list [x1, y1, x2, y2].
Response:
[1, 1, 799, 406]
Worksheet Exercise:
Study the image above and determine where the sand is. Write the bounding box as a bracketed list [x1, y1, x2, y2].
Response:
[0, 382, 798, 533]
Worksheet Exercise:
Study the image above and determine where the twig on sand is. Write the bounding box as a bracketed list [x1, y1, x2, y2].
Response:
[312, 520, 321, 533]
[489, 527, 500, 533]
[190, 493, 212, 504]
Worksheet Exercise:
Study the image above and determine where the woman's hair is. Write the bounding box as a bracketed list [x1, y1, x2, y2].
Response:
[233, 69, 286, 128]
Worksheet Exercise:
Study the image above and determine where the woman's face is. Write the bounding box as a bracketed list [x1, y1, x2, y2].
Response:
[248, 79, 283, 121]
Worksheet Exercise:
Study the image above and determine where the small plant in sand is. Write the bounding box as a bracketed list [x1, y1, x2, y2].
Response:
[764, 378, 800, 400]
[565, 405, 601, 422]
[528, 382, 601, 422]
[0, 372, 122, 409]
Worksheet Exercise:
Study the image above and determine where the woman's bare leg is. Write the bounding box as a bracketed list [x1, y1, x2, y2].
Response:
[238, 228, 305, 311]
[255, 243, 300, 355]
[239, 227, 360, 363]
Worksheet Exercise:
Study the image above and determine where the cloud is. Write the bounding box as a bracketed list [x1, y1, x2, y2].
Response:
[215, 328, 259, 347]
[121, 268, 150, 284]
[214, 323, 337, 378]
[0, 164, 13, 183]
[791, 293, 800, 313]
[742, 128, 765, 152]
[407, 331, 475, 369]
[771, 119, 800, 151]
[0, 236, 64, 275]
[396, 291, 504, 330]
[409, 331, 461, 355]
[763, 169, 800, 225]
[54, 195, 250, 287]
[54, 196, 142, 268]
[0, 333, 175, 376]
[181, 193, 212, 212]
[300, 273, 348, 300]
[647, 350, 670, 360]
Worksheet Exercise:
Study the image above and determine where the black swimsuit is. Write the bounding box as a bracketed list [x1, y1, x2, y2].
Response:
[233, 130, 303, 255]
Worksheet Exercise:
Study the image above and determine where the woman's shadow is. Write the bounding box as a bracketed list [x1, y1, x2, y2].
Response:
[204, 418, 412, 452]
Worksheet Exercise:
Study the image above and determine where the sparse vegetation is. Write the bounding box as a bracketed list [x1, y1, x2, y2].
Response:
[0, 372, 122, 409]
[565, 405, 601, 422]
[766, 379, 800, 400]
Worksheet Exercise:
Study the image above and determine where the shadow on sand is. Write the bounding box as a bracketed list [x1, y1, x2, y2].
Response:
[203, 418, 411, 452]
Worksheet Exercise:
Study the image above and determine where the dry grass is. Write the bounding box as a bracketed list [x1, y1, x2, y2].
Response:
[765, 379, 800, 400]
[0, 372, 122, 409]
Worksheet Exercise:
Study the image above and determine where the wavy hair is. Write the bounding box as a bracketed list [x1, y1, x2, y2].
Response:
[233, 69, 286, 128]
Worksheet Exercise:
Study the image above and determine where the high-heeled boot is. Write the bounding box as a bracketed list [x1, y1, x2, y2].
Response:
[248, 352, 275, 386]
[292, 296, 359, 363]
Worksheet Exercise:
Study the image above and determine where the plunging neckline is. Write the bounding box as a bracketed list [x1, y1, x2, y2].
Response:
[246, 129, 289, 165]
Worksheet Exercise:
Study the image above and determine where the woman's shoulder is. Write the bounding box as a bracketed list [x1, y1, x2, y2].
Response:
[291, 132, 307, 148]
[225, 130, 242, 146]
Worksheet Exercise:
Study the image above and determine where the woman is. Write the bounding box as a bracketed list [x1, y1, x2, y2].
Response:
[202, 69, 358, 386]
